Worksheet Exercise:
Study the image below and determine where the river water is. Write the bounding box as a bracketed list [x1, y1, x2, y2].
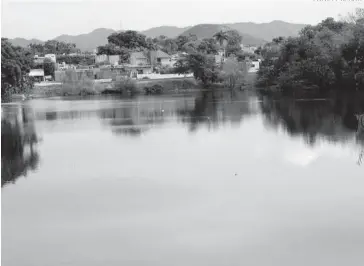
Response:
[2, 91, 364, 266]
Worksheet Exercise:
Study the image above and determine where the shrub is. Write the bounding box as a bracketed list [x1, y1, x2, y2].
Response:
[144, 84, 164, 94]
[113, 78, 138, 95]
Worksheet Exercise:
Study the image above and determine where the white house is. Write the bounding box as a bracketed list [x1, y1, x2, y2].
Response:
[45, 54, 56, 63]
[29, 69, 45, 82]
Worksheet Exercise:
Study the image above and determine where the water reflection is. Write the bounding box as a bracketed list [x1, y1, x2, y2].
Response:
[2, 92, 363, 188]
[259, 93, 364, 163]
[98, 96, 196, 136]
[177, 90, 257, 132]
[1, 105, 40, 187]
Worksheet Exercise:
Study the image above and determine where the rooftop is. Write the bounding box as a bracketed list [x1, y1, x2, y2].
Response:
[29, 69, 45, 77]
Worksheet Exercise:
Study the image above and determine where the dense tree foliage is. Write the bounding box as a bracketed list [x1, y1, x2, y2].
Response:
[175, 53, 220, 85]
[43, 57, 55, 77]
[1, 38, 34, 101]
[29, 40, 79, 55]
[56, 54, 96, 65]
[107, 31, 152, 50]
[257, 9, 364, 93]
[97, 31, 153, 62]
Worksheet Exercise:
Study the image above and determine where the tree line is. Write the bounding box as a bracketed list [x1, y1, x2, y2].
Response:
[257, 8, 364, 93]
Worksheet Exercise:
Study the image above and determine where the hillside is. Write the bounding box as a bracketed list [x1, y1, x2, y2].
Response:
[141, 26, 191, 38]
[180, 24, 266, 46]
[9, 38, 43, 47]
[226, 20, 307, 42]
[7, 21, 307, 51]
[54, 28, 116, 51]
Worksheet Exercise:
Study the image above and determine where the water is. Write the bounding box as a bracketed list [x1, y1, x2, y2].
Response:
[2, 91, 364, 266]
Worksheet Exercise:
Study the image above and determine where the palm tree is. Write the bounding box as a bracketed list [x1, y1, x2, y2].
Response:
[213, 30, 229, 58]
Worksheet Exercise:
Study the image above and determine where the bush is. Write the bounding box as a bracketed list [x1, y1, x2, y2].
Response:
[113, 78, 138, 95]
[144, 84, 164, 95]
[61, 76, 96, 96]
[220, 58, 248, 88]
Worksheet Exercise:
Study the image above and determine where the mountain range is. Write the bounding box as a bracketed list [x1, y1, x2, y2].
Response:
[8, 21, 307, 51]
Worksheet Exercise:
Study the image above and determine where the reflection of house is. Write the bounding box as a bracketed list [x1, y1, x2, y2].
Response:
[29, 69, 45, 82]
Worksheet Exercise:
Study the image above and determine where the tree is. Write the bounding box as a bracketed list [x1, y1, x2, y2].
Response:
[182, 41, 198, 54]
[197, 38, 219, 54]
[176, 35, 190, 50]
[107, 30, 149, 50]
[96, 44, 130, 63]
[29, 40, 78, 55]
[175, 52, 220, 85]
[43, 58, 55, 78]
[214, 30, 229, 56]
[257, 13, 364, 92]
[1, 38, 34, 101]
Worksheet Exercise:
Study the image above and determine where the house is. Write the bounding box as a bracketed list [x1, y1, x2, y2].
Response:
[95, 54, 108, 64]
[109, 55, 120, 66]
[127, 52, 152, 76]
[34, 55, 45, 65]
[150, 50, 172, 67]
[240, 44, 257, 54]
[129, 52, 149, 66]
[45, 54, 56, 63]
[29, 69, 45, 82]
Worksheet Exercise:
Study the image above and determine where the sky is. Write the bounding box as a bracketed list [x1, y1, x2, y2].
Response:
[1, 0, 363, 40]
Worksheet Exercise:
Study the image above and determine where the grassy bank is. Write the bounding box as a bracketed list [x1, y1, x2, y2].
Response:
[30, 78, 202, 98]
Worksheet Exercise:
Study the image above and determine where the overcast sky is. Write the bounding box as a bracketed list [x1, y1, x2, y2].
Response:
[1, 0, 363, 40]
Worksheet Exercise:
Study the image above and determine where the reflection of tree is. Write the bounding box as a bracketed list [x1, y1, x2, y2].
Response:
[260, 93, 364, 160]
[177, 90, 255, 132]
[1, 106, 40, 187]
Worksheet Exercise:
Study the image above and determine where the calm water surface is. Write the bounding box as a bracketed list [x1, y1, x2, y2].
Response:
[2, 91, 364, 266]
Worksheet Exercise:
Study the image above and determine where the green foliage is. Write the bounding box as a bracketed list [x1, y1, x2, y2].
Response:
[29, 40, 79, 55]
[113, 78, 138, 95]
[1, 38, 34, 101]
[57, 54, 96, 65]
[197, 38, 219, 54]
[107, 31, 150, 50]
[220, 58, 249, 88]
[43, 58, 55, 77]
[213, 30, 230, 46]
[175, 52, 220, 85]
[258, 11, 364, 92]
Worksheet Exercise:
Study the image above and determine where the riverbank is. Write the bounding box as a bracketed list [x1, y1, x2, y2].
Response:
[19, 73, 257, 100]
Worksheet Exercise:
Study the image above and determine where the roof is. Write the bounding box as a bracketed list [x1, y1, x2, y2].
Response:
[29, 69, 44, 77]
[130, 52, 147, 59]
[154, 50, 170, 58]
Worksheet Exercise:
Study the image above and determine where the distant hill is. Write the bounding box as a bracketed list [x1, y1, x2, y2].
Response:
[226, 20, 307, 42]
[141, 26, 191, 38]
[180, 24, 267, 46]
[7, 21, 307, 51]
[9, 38, 43, 47]
[54, 28, 116, 51]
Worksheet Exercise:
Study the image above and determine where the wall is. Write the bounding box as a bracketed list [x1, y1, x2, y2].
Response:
[109, 55, 120, 65]
[130, 57, 148, 66]
[160, 58, 174, 67]
[96, 54, 108, 63]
